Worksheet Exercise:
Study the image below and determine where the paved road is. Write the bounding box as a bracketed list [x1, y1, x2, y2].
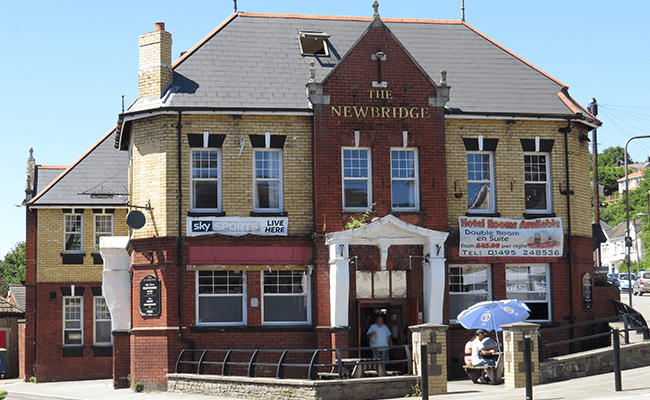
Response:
[620, 289, 650, 319]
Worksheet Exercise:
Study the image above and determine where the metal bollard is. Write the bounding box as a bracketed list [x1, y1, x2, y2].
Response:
[613, 329, 622, 392]
[524, 335, 533, 400]
[421, 344, 428, 399]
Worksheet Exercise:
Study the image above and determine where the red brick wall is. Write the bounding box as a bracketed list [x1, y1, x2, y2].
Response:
[113, 332, 130, 388]
[23, 209, 36, 381]
[31, 282, 112, 382]
[313, 23, 447, 234]
[18, 321, 25, 379]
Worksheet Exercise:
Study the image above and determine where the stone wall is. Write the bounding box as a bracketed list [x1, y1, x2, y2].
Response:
[167, 374, 418, 400]
[539, 340, 650, 383]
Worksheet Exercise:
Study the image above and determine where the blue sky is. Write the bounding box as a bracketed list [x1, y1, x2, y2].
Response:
[1, 0, 650, 257]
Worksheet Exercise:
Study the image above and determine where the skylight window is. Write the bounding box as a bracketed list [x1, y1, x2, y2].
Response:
[298, 31, 330, 56]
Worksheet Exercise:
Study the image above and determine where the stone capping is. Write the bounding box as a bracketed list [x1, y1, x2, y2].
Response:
[167, 373, 418, 400]
[539, 340, 650, 384]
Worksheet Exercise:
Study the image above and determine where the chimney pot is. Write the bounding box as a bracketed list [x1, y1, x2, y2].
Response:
[155, 22, 165, 31]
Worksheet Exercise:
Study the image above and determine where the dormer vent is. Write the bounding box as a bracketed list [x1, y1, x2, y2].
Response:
[299, 31, 330, 56]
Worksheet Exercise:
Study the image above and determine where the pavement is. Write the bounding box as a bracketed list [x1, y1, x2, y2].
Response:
[3, 292, 648, 400]
[2, 365, 650, 400]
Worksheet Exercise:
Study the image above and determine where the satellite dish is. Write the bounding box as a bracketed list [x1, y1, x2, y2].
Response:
[126, 210, 146, 229]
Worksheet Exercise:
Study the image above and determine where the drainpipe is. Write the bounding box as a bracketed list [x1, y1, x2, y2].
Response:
[176, 111, 195, 352]
[559, 120, 575, 350]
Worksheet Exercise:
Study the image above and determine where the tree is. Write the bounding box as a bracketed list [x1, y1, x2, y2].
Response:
[0, 242, 25, 294]
[591, 146, 633, 196]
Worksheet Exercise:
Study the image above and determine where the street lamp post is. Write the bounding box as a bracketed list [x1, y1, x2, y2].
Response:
[624, 135, 650, 307]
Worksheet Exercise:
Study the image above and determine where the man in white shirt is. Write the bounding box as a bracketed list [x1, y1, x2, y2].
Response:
[367, 315, 392, 361]
[471, 329, 496, 383]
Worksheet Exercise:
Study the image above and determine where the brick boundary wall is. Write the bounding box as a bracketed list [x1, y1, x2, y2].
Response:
[167, 374, 418, 400]
[539, 341, 650, 383]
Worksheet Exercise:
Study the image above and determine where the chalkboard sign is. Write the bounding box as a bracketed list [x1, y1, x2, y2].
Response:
[582, 272, 593, 312]
[140, 274, 161, 317]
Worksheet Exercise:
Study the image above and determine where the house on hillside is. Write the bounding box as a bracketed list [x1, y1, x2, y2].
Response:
[600, 219, 645, 274]
[618, 169, 647, 194]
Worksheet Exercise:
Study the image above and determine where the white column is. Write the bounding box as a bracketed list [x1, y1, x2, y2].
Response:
[100, 236, 131, 331]
[329, 242, 350, 328]
[422, 240, 446, 324]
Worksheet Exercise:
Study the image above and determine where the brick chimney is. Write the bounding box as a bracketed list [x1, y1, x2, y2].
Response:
[138, 22, 172, 98]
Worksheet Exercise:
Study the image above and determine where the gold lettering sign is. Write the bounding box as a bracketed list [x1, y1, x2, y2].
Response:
[331, 106, 429, 119]
[331, 89, 429, 119]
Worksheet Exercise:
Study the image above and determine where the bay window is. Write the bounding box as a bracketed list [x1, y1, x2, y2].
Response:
[391, 149, 419, 210]
[262, 270, 311, 324]
[467, 152, 495, 213]
[63, 297, 83, 345]
[524, 153, 551, 213]
[196, 270, 246, 325]
[506, 264, 551, 321]
[254, 150, 283, 211]
[449, 264, 491, 321]
[342, 148, 371, 210]
[191, 149, 221, 212]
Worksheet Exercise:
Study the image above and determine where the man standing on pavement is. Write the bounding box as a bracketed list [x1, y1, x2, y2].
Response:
[367, 315, 392, 361]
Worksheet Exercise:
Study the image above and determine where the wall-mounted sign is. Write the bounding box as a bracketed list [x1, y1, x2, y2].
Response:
[458, 216, 563, 258]
[186, 216, 288, 237]
[582, 272, 593, 311]
[140, 274, 161, 317]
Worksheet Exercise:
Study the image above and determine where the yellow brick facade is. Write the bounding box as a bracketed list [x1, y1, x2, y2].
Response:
[445, 118, 592, 237]
[129, 114, 313, 239]
[36, 208, 128, 282]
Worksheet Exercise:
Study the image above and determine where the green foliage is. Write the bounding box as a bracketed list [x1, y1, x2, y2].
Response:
[0, 242, 25, 293]
[404, 381, 422, 397]
[592, 146, 632, 196]
[600, 169, 650, 228]
[134, 381, 144, 392]
[0, 390, 6, 399]
[29, 376, 36, 383]
[344, 206, 375, 230]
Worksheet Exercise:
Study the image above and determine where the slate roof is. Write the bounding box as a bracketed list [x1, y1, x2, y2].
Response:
[125, 13, 597, 123]
[34, 166, 67, 196]
[27, 128, 129, 206]
[5, 285, 25, 310]
[605, 219, 643, 241]
[0, 296, 24, 315]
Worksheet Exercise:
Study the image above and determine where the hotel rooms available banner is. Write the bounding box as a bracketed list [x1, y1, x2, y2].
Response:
[459, 216, 563, 258]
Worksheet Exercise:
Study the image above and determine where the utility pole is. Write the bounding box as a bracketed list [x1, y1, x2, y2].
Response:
[589, 98, 601, 270]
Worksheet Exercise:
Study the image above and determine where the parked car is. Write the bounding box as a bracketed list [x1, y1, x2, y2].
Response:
[618, 278, 634, 292]
[633, 271, 650, 295]
[617, 272, 637, 281]
[607, 273, 618, 284]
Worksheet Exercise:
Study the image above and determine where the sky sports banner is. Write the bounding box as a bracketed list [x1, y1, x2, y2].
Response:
[187, 216, 288, 237]
[459, 216, 563, 258]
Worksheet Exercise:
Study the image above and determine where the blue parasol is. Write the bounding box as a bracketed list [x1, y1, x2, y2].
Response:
[456, 299, 531, 351]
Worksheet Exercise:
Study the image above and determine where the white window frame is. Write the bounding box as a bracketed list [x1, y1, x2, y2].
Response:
[93, 296, 112, 346]
[261, 270, 312, 326]
[505, 263, 551, 322]
[63, 296, 83, 346]
[342, 147, 372, 211]
[190, 149, 222, 213]
[466, 151, 495, 213]
[94, 214, 113, 252]
[195, 270, 247, 326]
[524, 152, 552, 213]
[253, 149, 283, 212]
[64, 213, 84, 254]
[390, 148, 419, 211]
[448, 264, 492, 322]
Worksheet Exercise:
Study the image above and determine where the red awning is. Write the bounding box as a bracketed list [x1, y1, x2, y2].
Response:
[189, 246, 313, 265]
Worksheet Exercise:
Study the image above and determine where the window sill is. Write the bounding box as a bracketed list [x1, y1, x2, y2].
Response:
[190, 325, 314, 333]
[61, 345, 85, 358]
[92, 253, 103, 265]
[61, 253, 85, 265]
[250, 211, 288, 217]
[390, 210, 424, 214]
[465, 212, 501, 217]
[523, 212, 556, 219]
[92, 345, 113, 357]
[188, 211, 226, 217]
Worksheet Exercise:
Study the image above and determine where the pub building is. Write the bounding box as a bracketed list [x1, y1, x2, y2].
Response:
[24, 2, 615, 388]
